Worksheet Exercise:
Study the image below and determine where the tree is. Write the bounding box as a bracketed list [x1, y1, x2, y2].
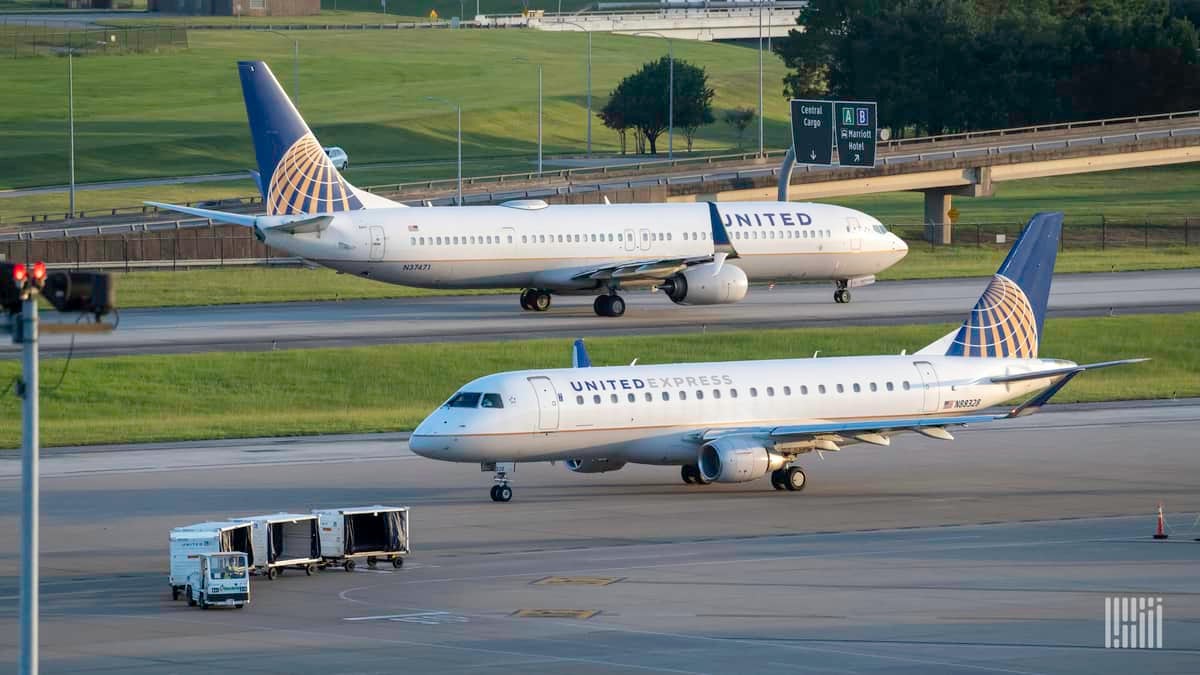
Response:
[723, 107, 756, 149]
[599, 57, 716, 155]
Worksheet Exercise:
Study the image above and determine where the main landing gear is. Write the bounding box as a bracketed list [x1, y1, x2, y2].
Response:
[520, 289, 552, 312]
[833, 280, 852, 304]
[770, 466, 807, 491]
[487, 462, 515, 502]
[593, 293, 626, 317]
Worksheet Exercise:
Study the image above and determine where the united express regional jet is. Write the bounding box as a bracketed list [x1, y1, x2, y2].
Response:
[148, 61, 908, 317]
[409, 212, 1146, 501]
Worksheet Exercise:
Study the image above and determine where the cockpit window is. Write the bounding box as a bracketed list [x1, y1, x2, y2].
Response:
[481, 393, 504, 409]
[873, 224, 889, 234]
[445, 392, 482, 408]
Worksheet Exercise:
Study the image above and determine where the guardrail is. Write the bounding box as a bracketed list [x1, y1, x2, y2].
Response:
[4, 109, 1199, 227]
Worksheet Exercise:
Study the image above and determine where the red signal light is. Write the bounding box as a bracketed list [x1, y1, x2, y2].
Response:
[12, 263, 26, 283]
[31, 261, 46, 284]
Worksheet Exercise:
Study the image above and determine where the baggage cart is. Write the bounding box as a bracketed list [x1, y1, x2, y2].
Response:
[232, 512, 322, 579]
[312, 505, 410, 571]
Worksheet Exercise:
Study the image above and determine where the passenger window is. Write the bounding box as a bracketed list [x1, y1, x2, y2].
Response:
[645, 392, 653, 402]
[576, 395, 584, 405]
[610, 394, 619, 403]
[445, 392, 481, 408]
[617, 233, 623, 241]
[679, 391, 688, 401]
[593, 394, 602, 404]
[886, 382, 894, 391]
[683, 232, 689, 241]
[836, 384, 845, 393]
[507, 235, 513, 244]
[730, 388, 738, 398]
[750, 387, 758, 397]
[853, 383, 861, 393]
[870, 382, 878, 392]
[453, 236, 459, 245]
[800, 385, 808, 395]
[538, 235, 545, 243]
[436, 236, 443, 245]
[419, 237, 425, 245]
[903, 381, 911, 390]
[522, 235, 528, 244]
[783, 386, 791, 396]
[696, 390, 704, 400]
[712, 389, 721, 399]
[627, 393, 636, 403]
[481, 393, 504, 409]
[818, 384, 826, 394]
[470, 236, 476, 245]
[766, 386, 775, 397]
[410, 237, 416, 246]
[662, 391, 670, 401]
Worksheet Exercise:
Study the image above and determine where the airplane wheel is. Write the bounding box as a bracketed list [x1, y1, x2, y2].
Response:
[770, 469, 787, 490]
[519, 290, 533, 310]
[784, 467, 807, 492]
[531, 291, 552, 312]
[496, 485, 513, 502]
[593, 294, 612, 316]
[490, 485, 501, 501]
[607, 295, 626, 317]
[834, 289, 851, 303]
[681, 465, 696, 484]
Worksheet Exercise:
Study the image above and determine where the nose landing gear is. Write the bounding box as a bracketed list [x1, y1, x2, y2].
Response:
[833, 280, 852, 304]
[485, 461, 516, 502]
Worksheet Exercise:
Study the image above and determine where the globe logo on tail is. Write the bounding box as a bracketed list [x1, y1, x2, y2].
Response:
[948, 274, 1039, 358]
[267, 132, 362, 216]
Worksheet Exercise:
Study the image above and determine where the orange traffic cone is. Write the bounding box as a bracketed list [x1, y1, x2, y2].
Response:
[1153, 503, 1169, 540]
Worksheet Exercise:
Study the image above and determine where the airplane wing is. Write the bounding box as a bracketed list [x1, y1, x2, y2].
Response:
[570, 252, 729, 283]
[685, 358, 1148, 453]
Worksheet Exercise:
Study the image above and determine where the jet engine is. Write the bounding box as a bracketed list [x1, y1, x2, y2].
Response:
[659, 263, 748, 306]
[565, 458, 627, 474]
[697, 436, 788, 483]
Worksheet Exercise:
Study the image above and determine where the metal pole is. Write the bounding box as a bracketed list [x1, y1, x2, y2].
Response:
[19, 297, 39, 675]
[757, 0, 763, 158]
[68, 51, 75, 218]
[668, 39, 673, 159]
[586, 31, 592, 157]
[456, 105, 463, 206]
[537, 65, 543, 174]
[293, 40, 299, 108]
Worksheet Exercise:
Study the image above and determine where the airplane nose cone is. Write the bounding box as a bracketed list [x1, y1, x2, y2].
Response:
[893, 234, 909, 252]
[408, 431, 436, 458]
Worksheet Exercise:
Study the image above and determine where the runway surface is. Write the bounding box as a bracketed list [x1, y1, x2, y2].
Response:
[9, 269, 1200, 358]
[0, 400, 1197, 673]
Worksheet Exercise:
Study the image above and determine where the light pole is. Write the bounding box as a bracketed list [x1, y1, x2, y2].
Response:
[265, 31, 299, 107]
[426, 96, 463, 206]
[757, 0, 763, 158]
[556, 20, 593, 157]
[513, 58, 544, 173]
[632, 31, 673, 159]
[68, 50, 75, 218]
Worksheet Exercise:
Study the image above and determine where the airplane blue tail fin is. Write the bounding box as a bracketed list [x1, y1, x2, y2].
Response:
[238, 60, 363, 215]
[941, 211, 1062, 359]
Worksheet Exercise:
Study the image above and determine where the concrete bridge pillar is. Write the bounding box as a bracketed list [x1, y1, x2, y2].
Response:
[924, 190, 954, 245]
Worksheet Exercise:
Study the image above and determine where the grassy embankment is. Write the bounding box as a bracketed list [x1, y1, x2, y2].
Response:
[0, 313, 1194, 448]
[0, 29, 795, 192]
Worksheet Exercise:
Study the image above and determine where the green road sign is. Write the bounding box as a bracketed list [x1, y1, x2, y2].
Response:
[790, 99, 833, 166]
[834, 101, 877, 167]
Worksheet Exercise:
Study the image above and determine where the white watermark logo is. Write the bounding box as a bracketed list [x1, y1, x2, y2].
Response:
[1105, 597, 1163, 648]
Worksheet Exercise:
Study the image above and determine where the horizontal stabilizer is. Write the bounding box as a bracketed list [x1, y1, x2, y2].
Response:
[989, 358, 1150, 384]
[144, 201, 257, 228]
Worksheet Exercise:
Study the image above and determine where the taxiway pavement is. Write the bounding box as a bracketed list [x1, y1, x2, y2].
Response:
[7, 269, 1198, 358]
[0, 400, 1197, 673]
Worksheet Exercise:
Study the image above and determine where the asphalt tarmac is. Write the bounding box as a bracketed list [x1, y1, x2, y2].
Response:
[0, 400, 1197, 673]
[9, 269, 1199, 358]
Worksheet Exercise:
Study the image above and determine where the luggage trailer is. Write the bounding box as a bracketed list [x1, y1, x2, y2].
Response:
[312, 505, 410, 571]
[232, 512, 322, 579]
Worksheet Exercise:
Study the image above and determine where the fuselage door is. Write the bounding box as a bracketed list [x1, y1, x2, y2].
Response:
[623, 229, 636, 252]
[847, 217, 862, 251]
[913, 361, 940, 412]
[369, 226, 386, 261]
[527, 376, 560, 431]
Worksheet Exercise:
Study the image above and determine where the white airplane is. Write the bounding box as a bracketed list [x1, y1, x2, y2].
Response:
[409, 212, 1146, 502]
[147, 60, 908, 317]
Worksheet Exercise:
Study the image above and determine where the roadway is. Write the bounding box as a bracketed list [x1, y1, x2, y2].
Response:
[7, 269, 1198, 358]
[0, 399, 1197, 672]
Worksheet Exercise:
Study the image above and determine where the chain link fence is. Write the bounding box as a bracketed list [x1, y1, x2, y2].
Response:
[891, 217, 1196, 251]
[0, 24, 188, 58]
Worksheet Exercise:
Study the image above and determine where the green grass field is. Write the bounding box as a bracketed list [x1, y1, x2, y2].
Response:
[98, 245, 1200, 309]
[0, 312, 1191, 448]
[0, 29, 795, 190]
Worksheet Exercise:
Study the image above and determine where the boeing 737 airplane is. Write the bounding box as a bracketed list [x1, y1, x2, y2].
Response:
[148, 60, 908, 317]
[409, 212, 1146, 501]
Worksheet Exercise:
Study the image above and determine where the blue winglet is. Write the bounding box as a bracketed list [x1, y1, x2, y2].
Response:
[572, 339, 592, 368]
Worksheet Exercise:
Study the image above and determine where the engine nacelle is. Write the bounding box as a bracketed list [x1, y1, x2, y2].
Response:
[564, 458, 626, 474]
[698, 436, 788, 483]
[660, 263, 749, 306]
